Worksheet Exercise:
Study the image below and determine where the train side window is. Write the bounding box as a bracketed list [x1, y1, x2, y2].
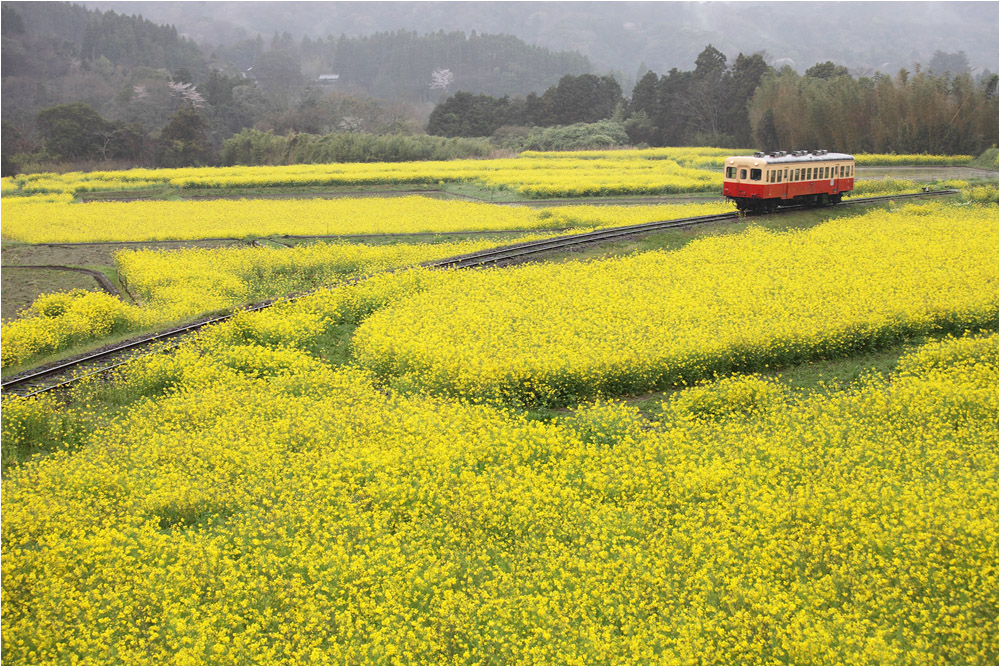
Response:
[824, 166, 830, 178]
[783, 169, 788, 180]
[750, 168, 761, 181]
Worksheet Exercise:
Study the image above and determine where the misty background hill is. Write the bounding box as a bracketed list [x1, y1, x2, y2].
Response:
[2, 1, 996, 175]
[80, 1, 998, 78]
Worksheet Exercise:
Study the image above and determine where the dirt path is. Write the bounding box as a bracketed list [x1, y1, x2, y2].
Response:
[1, 265, 122, 299]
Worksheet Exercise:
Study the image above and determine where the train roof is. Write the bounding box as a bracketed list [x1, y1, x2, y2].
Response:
[726, 150, 854, 164]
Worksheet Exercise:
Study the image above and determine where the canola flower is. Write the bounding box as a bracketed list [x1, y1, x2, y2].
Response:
[352, 201, 999, 406]
[0, 196, 557, 244]
[1, 193, 737, 244]
[2, 197, 731, 368]
[114, 237, 536, 321]
[0, 149, 972, 200]
[0, 289, 153, 370]
[1, 326, 996, 664]
[0, 235, 511, 370]
[0, 154, 724, 199]
[854, 153, 973, 166]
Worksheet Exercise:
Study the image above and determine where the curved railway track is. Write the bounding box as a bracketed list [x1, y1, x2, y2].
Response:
[0, 189, 958, 398]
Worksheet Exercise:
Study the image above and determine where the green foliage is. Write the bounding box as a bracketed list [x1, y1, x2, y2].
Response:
[79, 7, 203, 73]
[427, 92, 517, 138]
[36, 102, 113, 160]
[749, 68, 999, 154]
[220, 129, 492, 166]
[623, 47, 770, 148]
[969, 146, 999, 170]
[805, 61, 851, 79]
[428, 74, 624, 138]
[496, 120, 630, 152]
[664, 374, 789, 423]
[30, 103, 151, 167]
[1, 394, 89, 473]
[154, 107, 216, 167]
[538, 74, 624, 126]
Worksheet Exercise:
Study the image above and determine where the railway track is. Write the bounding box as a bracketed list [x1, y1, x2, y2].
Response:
[0, 189, 958, 398]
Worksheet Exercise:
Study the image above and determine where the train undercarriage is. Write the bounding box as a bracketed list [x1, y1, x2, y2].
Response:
[730, 192, 843, 214]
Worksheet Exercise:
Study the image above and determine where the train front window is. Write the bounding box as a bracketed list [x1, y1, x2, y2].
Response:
[750, 168, 762, 181]
[740, 168, 747, 179]
[726, 167, 736, 178]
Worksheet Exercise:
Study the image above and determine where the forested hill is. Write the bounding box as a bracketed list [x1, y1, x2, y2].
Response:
[2, 1, 595, 122]
[81, 1, 999, 78]
[2, 1, 208, 123]
[214, 29, 592, 103]
[2, 2, 204, 75]
[295, 30, 591, 102]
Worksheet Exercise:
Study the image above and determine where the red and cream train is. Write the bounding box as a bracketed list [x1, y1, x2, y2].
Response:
[723, 150, 855, 213]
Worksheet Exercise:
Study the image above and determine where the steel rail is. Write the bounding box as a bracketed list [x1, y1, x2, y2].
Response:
[0, 189, 960, 398]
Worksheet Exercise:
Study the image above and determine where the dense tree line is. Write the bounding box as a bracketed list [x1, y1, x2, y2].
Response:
[2, 101, 215, 175]
[625, 46, 770, 147]
[220, 128, 493, 166]
[78, 9, 204, 74]
[427, 44, 998, 156]
[427, 73, 624, 137]
[749, 66, 998, 154]
[427, 46, 765, 146]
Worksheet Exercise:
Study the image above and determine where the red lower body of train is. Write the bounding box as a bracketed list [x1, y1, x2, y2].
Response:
[724, 176, 854, 213]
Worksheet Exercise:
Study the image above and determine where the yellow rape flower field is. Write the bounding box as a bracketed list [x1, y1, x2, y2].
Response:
[0, 147, 971, 201]
[0, 195, 734, 244]
[1, 235, 543, 369]
[352, 202, 998, 406]
[2, 172, 998, 664]
[2, 325, 997, 663]
[1, 148, 734, 199]
[0, 198, 734, 371]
